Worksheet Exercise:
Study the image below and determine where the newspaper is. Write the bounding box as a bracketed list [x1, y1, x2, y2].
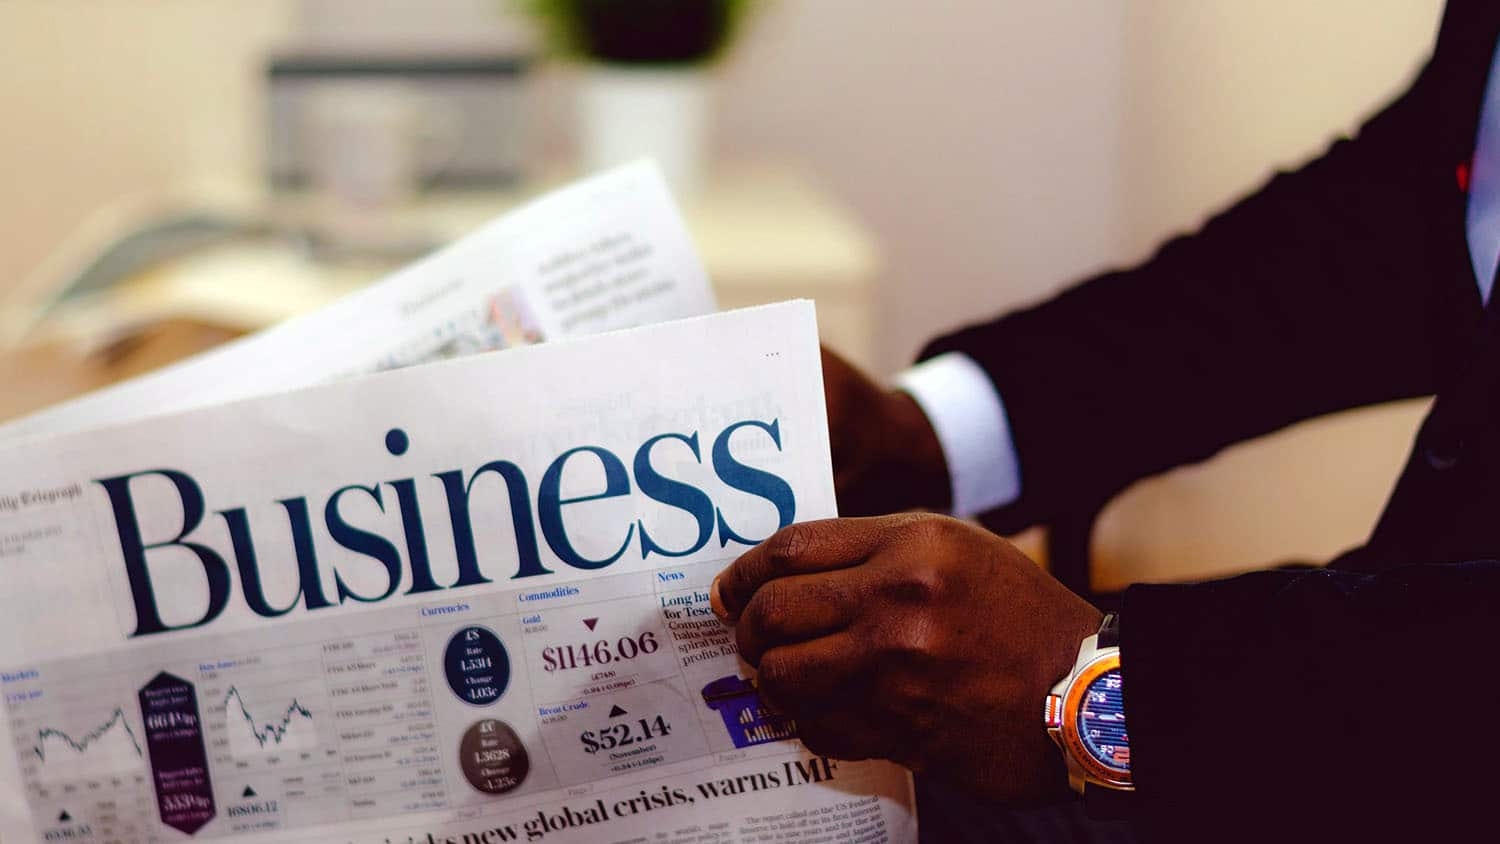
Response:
[0, 197, 919, 842]
[0, 161, 717, 442]
[0, 302, 918, 843]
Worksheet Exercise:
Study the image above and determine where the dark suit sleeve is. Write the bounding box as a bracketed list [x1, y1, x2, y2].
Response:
[922, 51, 1481, 534]
[1120, 561, 1499, 838]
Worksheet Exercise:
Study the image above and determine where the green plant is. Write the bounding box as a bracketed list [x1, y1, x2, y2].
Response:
[520, 0, 754, 66]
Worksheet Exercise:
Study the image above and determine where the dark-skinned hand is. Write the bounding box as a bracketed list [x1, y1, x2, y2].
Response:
[820, 347, 950, 516]
[711, 513, 1102, 804]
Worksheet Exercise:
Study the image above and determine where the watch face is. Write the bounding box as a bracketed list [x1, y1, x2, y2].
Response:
[1077, 666, 1130, 774]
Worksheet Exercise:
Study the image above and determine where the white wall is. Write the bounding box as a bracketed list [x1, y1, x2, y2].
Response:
[717, 0, 1130, 375]
[0, 0, 1458, 579]
[0, 0, 296, 297]
[710, 0, 1447, 580]
[1093, 0, 1445, 584]
[1117, 0, 1445, 256]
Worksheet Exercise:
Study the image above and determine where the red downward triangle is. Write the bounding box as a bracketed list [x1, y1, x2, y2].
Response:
[583, 618, 599, 631]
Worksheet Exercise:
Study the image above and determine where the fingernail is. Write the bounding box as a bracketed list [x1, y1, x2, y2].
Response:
[710, 575, 733, 624]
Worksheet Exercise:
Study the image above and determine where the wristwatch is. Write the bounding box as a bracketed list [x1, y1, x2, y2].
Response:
[1044, 613, 1133, 802]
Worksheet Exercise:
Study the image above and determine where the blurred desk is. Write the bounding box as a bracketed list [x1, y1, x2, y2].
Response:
[0, 321, 243, 423]
[0, 162, 880, 425]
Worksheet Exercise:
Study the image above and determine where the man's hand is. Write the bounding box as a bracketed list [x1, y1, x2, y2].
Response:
[711, 513, 1102, 803]
[821, 347, 950, 515]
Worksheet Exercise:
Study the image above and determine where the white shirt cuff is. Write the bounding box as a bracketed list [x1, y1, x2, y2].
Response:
[895, 352, 1023, 518]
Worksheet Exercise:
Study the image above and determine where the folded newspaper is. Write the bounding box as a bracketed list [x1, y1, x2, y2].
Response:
[0, 165, 918, 843]
[0, 161, 717, 441]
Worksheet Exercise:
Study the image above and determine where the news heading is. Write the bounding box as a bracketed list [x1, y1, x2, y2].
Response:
[100, 420, 798, 637]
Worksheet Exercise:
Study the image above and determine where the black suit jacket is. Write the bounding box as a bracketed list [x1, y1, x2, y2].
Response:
[923, 2, 1500, 838]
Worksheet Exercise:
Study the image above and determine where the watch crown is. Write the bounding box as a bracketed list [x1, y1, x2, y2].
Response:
[1044, 694, 1064, 728]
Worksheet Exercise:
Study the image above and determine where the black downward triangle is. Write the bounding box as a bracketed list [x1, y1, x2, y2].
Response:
[57, 810, 72, 823]
[609, 705, 628, 718]
[583, 618, 599, 631]
[242, 785, 257, 798]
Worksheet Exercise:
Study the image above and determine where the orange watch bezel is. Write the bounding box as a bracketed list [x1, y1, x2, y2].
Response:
[1059, 651, 1132, 789]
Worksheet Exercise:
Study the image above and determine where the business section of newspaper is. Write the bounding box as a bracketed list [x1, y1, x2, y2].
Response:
[2, 555, 913, 842]
[0, 299, 915, 841]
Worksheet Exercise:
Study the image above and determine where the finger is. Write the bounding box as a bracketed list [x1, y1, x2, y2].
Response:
[819, 345, 847, 391]
[757, 638, 929, 770]
[753, 635, 889, 761]
[753, 632, 868, 717]
[734, 569, 863, 667]
[795, 712, 883, 762]
[820, 347, 858, 453]
[713, 516, 904, 622]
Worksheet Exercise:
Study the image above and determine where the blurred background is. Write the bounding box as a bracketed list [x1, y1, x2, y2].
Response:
[0, 0, 1449, 589]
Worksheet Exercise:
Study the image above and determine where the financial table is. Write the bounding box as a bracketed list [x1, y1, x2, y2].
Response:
[2, 557, 794, 842]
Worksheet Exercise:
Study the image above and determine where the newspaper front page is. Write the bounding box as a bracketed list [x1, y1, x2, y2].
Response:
[0, 161, 716, 442]
[0, 302, 918, 843]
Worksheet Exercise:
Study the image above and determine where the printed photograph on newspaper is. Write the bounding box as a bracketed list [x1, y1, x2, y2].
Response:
[0, 302, 918, 843]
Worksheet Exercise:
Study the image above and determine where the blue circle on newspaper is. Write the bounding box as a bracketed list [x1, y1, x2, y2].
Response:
[444, 626, 510, 706]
